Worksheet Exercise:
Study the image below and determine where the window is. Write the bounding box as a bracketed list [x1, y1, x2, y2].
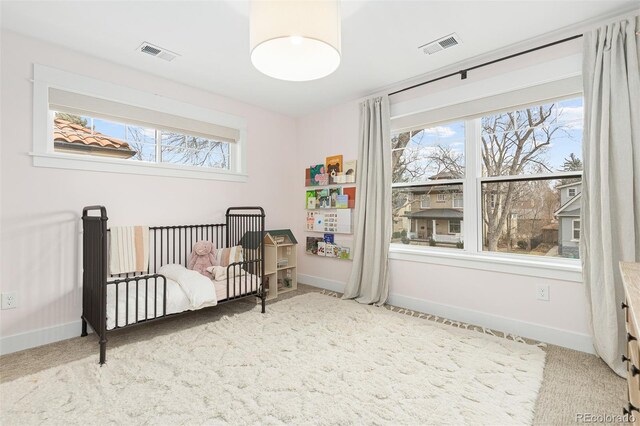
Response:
[53, 114, 230, 169]
[572, 219, 581, 241]
[453, 193, 463, 208]
[480, 98, 582, 258]
[32, 65, 247, 181]
[391, 97, 583, 259]
[392, 121, 465, 249]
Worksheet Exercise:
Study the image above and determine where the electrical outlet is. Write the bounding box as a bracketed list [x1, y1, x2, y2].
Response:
[1, 292, 17, 310]
[536, 285, 550, 301]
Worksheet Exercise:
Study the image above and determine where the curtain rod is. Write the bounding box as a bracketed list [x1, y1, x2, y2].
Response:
[388, 34, 584, 97]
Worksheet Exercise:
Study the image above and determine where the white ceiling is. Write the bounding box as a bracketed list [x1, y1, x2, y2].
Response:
[1, 1, 638, 117]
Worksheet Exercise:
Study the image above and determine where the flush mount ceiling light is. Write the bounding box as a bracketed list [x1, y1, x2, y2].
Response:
[250, 0, 341, 82]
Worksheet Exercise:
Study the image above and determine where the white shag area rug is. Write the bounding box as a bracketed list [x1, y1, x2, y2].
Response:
[1, 293, 545, 425]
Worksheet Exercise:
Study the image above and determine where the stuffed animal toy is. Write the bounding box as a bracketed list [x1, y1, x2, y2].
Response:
[187, 240, 217, 278]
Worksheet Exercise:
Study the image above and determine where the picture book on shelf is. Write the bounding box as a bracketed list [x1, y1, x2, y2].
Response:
[305, 168, 311, 186]
[335, 195, 348, 209]
[317, 188, 331, 209]
[329, 187, 341, 207]
[317, 242, 326, 256]
[343, 160, 356, 183]
[306, 237, 323, 255]
[306, 190, 317, 209]
[343, 187, 356, 209]
[310, 164, 328, 186]
[323, 233, 334, 244]
[338, 246, 351, 259]
[325, 155, 343, 184]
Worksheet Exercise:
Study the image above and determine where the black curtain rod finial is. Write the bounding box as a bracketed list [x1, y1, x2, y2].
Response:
[460, 70, 468, 80]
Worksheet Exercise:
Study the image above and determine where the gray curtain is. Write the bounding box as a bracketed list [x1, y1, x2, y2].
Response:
[342, 96, 391, 306]
[582, 16, 640, 377]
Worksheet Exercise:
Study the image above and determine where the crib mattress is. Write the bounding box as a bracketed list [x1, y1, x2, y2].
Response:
[106, 274, 260, 330]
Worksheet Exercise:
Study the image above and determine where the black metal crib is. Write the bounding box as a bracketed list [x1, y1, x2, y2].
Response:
[81, 205, 266, 364]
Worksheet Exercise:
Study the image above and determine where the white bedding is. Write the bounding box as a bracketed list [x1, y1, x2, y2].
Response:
[106, 264, 260, 330]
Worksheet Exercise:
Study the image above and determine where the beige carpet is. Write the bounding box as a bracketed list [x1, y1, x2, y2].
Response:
[1, 292, 545, 425]
[0, 285, 627, 424]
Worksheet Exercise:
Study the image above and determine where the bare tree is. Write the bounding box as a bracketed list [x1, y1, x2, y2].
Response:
[481, 105, 560, 251]
[125, 126, 228, 168]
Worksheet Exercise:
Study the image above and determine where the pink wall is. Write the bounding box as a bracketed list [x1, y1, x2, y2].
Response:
[0, 31, 297, 338]
[295, 96, 591, 350]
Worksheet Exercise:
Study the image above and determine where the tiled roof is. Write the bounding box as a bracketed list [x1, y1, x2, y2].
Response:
[53, 118, 134, 151]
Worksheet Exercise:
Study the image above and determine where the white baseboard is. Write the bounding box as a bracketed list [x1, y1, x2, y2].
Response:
[0, 320, 85, 356]
[1, 275, 594, 356]
[297, 273, 594, 354]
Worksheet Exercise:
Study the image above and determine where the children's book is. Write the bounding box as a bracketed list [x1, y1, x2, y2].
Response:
[306, 237, 323, 255]
[335, 195, 348, 209]
[310, 164, 326, 186]
[323, 233, 334, 244]
[343, 160, 356, 183]
[305, 168, 311, 186]
[326, 155, 343, 184]
[306, 190, 317, 209]
[338, 246, 351, 259]
[329, 187, 342, 207]
[317, 242, 326, 256]
[325, 243, 337, 257]
[317, 188, 331, 209]
[343, 187, 356, 209]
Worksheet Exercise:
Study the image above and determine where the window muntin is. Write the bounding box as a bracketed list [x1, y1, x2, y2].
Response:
[572, 219, 581, 241]
[453, 193, 463, 208]
[53, 112, 230, 170]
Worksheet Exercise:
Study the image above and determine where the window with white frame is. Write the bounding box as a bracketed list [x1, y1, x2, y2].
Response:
[391, 97, 583, 259]
[568, 187, 577, 197]
[391, 121, 465, 249]
[449, 220, 461, 234]
[572, 219, 581, 241]
[53, 114, 230, 169]
[420, 194, 430, 208]
[32, 66, 247, 181]
[453, 193, 463, 208]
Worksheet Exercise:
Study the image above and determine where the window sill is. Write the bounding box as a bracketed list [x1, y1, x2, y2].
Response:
[30, 152, 248, 182]
[388, 244, 582, 283]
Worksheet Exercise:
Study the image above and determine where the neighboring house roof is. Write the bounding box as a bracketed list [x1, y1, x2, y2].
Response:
[404, 209, 463, 219]
[557, 208, 580, 217]
[429, 170, 462, 180]
[53, 118, 136, 159]
[556, 181, 582, 189]
[555, 193, 582, 217]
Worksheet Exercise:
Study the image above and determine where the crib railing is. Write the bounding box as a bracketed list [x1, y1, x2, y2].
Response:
[82, 205, 266, 365]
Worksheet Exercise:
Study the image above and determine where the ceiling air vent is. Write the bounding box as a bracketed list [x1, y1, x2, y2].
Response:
[419, 33, 462, 55]
[137, 42, 179, 62]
